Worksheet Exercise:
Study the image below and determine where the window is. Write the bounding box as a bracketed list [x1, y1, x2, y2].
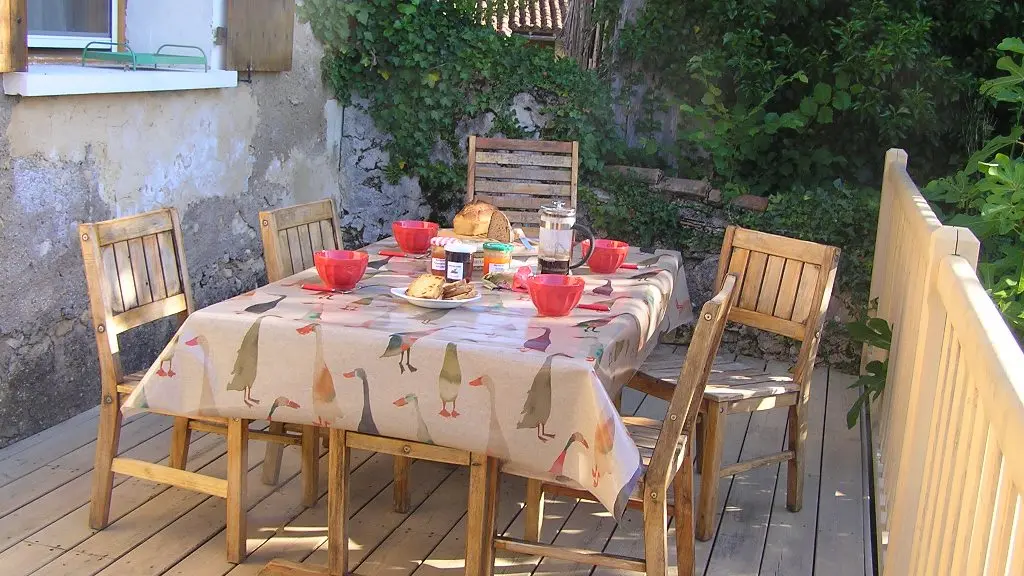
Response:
[27, 0, 118, 49]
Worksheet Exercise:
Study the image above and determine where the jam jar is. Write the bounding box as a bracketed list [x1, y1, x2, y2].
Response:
[482, 242, 513, 275]
[429, 237, 457, 277]
[444, 243, 475, 282]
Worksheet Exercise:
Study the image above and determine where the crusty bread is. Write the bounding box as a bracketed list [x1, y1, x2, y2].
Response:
[453, 200, 496, 236]
[406, 274, 445, 299]
[442, 280, 473, 299]
[486, 209, 513, 243]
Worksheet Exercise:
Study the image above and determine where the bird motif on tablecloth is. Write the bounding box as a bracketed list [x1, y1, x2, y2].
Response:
[413, 308, 452, 325]
[438, 343, 462, 418]
[521, 327, 552, 353]
[156, 334, 180, 377]
[344, 368, 378, 435]
[574, 314, 627, 333]
[227, 315, 278, 406]
[517, 353, 572, 442]
[243, 294, 286, 314]
[592, 280, 614, 296]
[592, 414, 616, 487]
[267, 396, 300, 421]
[394, 394, 432, 444]
[184, 334, 222, 417]
[380, 328, 443, 374]
[592, 296, 631, 309]
[629, 270, 662, 281]
[469, 375, 510, 459]
[548, 432, 589, 482]
[635, 253, 664, 268]
[573, 336, 605, 363]
[296, 323, 343, 427]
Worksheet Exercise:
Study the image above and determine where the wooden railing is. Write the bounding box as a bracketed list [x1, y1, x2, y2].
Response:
[868, 149, 1024, 574]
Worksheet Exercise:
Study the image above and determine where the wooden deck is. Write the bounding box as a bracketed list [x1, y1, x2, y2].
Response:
[0, 353, 868, 576]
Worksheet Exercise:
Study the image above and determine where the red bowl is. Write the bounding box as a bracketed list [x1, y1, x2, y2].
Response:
[527, 274, 585, 317]
[582, 239, 630, 274]
[392, 220, 439, 254]
[313, 250, 369, 291]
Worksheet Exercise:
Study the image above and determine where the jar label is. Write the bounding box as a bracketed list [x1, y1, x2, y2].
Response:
[446, 262, 465, 281]
[489, 263, 509, 274]
[431, 257, 446, 272]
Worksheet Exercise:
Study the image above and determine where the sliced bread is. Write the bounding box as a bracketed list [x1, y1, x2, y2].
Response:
[486, 209, 513, 243]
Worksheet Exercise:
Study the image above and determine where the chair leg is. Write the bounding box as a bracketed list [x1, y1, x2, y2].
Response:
[327, 429, 350, 576]
[523, 477, 545, 542]
[674, 435, 696, 576]
[393, 456, 411, 513]
[261, 422, 287, 486]
[465, 453, 491, 576]
[89, 398, 123, 530]
[169, 417, 192, 470]
[786, 403, 805, 512]
[226, 418, 250, 564]
[696, 402, 725, 541]
[301, 425, 319, 507]
[642, 489, 669, 576]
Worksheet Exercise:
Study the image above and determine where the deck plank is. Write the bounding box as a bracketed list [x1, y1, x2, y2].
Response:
[0, 407, 100, 474]
[814, 370, 866, 576]
[0, 414, 169, 519]
[758, 364, 827, 576]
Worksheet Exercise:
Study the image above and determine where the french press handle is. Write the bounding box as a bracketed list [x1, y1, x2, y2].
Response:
[570, 224, 595, 270]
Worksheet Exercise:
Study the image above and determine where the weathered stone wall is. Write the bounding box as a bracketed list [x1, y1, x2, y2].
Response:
[0, 17, 414, 447]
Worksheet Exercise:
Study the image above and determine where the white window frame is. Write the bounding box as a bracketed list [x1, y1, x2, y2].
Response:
[27, 0, 119, 50]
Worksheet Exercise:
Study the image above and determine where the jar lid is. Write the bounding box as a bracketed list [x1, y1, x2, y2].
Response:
[445, 242, 475, 254]
[541, 199, 575, 217]
[430, 236, 459, 247]
[482, 242, 513, 252]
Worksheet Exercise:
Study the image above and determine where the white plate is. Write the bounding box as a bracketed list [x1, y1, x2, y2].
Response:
[390, 287, 482, 309]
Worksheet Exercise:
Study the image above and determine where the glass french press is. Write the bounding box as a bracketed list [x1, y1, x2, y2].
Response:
[537, 200, 594, 274]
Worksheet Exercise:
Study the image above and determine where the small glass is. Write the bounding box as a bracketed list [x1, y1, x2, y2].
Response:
[482, 242, 513, 275]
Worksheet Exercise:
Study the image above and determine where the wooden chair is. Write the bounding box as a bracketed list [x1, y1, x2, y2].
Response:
[258, 198, 344, 282]
[80, 208, 308, 562]
[465, 136, 579, 233]
[499, 276, 738, 575]
[635, 225, 839, 541]
[257, 198, 413, 513]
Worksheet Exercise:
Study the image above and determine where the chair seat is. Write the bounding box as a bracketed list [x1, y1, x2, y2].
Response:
[624, 416, 681, 506]
[639, 350, 798, 404]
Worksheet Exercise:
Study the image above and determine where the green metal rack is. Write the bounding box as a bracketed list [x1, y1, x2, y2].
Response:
[81, 42, 209, 72]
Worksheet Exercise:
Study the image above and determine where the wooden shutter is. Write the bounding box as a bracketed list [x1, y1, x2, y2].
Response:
[226, 0, 294, 72]
[0, 0, 27, 72]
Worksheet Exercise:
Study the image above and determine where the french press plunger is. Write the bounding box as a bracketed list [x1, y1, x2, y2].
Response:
[537, 200, 594, 274]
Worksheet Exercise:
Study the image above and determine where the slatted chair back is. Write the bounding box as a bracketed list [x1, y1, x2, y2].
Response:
[465, 136, 579, 233]
[646, 275, 736, 491]
[259, 199, 343, 282]
[79, 208, 195, 385]
[713, 225, 840, 387]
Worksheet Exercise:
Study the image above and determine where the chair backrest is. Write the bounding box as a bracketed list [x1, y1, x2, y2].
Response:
[646, 274, 737, 491]
[713, 225, 840, 387]
[79, 208, 195, 385]
[465, 136, 579, 232]
[259, 199, 343, 282]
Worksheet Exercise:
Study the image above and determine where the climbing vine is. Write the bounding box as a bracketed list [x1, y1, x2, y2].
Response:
[299, 0, 622, 219]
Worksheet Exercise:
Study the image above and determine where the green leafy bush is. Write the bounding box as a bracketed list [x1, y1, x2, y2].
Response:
[925, 38, 1024, 338]
[299, 0, 621, 219]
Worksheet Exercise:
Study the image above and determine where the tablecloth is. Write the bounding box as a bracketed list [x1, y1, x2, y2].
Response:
[124, 237, 692, 517]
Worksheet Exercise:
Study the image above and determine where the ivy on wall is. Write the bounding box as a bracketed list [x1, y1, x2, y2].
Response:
[299, 0, 621, 220]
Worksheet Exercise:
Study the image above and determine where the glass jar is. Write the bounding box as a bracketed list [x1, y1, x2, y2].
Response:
[482, 242, 513, 275]
[429, 237, 453, 277]
[444, 243, 475, 282]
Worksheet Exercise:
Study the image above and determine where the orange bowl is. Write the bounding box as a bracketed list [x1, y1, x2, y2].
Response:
[392, 220, 439, 254]
[527, 274, 585, 317]
[313, 250, 369, 291]
[583, 239, 630, 274]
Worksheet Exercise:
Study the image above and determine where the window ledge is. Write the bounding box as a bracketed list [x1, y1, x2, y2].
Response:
[3, 64, 237, 97]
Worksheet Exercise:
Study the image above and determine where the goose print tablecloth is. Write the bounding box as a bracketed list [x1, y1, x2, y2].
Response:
[124, 237, 692, 517]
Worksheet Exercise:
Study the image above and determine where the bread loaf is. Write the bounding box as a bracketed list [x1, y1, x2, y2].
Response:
[486, 209, 513, 243]
[453, 200, 496, 236]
